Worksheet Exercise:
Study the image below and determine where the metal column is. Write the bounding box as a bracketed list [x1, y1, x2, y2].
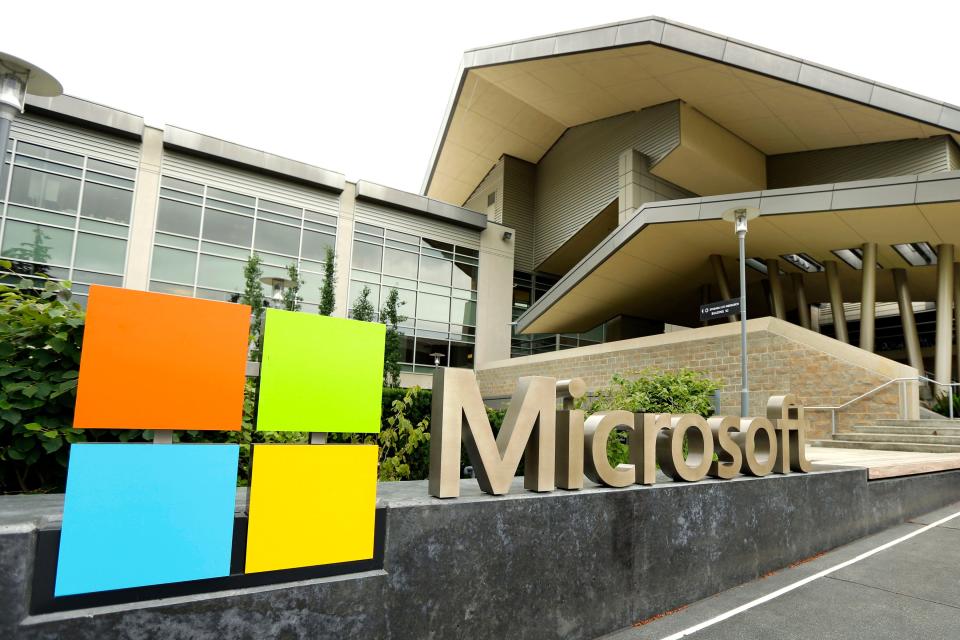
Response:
[824, 260, 849, 343]
[709, 254, 736, 322]
[893, 269, 924, 376]
[765, 259, 786, 320]
[859, 242, 877, 352]
[955, 262, 960, 388]
[791, 273, 810, 329]
[935, 244, 955, 392]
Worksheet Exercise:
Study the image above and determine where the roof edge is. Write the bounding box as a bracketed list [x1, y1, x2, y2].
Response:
[356, 180, 487, 231]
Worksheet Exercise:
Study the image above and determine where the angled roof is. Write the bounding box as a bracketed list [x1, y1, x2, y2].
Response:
[422, 16, 960, 205]
[514, 170, 960, 333]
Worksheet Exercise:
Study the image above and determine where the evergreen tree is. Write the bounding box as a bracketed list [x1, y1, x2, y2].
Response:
[282, 263, 302, 312]
[380, 288, 407, 388]
[240, 254, 266, 360]
[351, 285, 375, 322]
[318, 246, 336, 316]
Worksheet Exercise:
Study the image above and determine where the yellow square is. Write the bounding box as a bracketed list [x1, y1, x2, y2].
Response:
[244, 445, 378, 573]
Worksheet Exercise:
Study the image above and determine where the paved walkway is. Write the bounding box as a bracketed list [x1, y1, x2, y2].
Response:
[807, 445, 960, 479]
[597, 502, 960, 640]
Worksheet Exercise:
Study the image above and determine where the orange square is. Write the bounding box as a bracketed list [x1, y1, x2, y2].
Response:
[74, 285, 250, 431]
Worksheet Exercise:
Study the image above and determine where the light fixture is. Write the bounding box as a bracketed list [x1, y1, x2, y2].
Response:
[781, 253, 824, 273]
[502, 231, 513, 241]
[831, 248, 882, 270]
[744, 257, 768, 274]
[892, 242, 937, 266]
[430, 352, 446, 367]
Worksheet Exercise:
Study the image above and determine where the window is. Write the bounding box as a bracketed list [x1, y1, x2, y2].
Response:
[156, 199, 202, 237]
[202, 210, 253, 246]
[254, 220, 299, 255]
[9, 166, 81, 213]
[352, 241, 382, 272]
[81, 182, 133, 224]
[1, 221, 73, 267]
[73, 234, 126, 273]
[384, 247, 419, 279]
[150, 246, 197, 284]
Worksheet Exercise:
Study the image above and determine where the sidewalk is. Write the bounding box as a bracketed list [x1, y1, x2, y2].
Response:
[598, 502, 960, 640]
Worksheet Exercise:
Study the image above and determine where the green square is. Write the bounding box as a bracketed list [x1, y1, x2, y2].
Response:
[257, 309, 385, 433]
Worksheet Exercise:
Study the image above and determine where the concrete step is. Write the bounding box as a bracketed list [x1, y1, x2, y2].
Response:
[834, 433, 960, 446]
[875, 419, 960, 428]
[810, 439, 960, 454]
[852, 425, 960, 436]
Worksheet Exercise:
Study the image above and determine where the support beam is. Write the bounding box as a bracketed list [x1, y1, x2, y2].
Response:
[791, 273, 810, 329]
[935, 244, 955, 392]
[955, 262, 960, 388]
[859, 242, 877, 352]
[893, 269, 924, 377]
[824, 260, 848, 343]
[765, 259, 785, 320]
[709, 254, 736, 323]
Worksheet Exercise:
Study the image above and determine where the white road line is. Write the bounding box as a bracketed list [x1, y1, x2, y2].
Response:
[659, 509, 960, 640]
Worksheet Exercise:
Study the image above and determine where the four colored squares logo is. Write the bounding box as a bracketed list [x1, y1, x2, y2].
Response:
[55, 285, 385, 596]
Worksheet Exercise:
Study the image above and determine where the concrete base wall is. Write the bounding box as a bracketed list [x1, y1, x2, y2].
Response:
[478, 317, 920, 437]
[3, 469, 960, 639]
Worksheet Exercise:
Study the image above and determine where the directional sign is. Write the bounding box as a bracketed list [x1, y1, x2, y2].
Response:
[700, 299, 740, 321]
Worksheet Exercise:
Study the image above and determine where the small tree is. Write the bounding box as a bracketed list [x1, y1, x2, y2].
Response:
[351, 285, 375, 322]
[380, 288, 407, 388]
[281, 263, 302, 312]
[318, 246, 336, 316]
[240, 254, 265, 361]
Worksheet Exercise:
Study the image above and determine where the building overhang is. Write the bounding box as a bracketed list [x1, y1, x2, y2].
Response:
[515, 170, 960, 333]
[25, 94, 144, 140]
[162, 125, 346, 193]
[423, 16, 960, 205]
[355, 180, 487, 231]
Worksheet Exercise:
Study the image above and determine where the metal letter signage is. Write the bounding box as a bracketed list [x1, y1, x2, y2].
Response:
[431, 368, 813, 498]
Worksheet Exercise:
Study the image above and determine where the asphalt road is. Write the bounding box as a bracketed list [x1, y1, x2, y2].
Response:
[599, 501, 960, 640]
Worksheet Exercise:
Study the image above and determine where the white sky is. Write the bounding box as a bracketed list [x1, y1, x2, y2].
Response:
[6, 0, 960, 195]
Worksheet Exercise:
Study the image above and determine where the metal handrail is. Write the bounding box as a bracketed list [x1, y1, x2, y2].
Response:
[807, 375, 960, 435]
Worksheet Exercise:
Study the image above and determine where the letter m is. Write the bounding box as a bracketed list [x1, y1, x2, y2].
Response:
[428, 368, 556, 498]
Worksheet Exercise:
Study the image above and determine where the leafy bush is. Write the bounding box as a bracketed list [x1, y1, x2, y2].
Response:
[588, 369, 720, 466]
[932, 393, 960, 418]
[0, 272, 86, 492]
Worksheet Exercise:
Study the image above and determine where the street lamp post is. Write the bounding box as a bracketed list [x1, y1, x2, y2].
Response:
[721, 206, 760, 417]
[0, 52, 62, 187]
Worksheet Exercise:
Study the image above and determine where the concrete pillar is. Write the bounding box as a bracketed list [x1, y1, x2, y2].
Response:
[824, 260, 848, 343]
[935, 244, 955, 390]
[474, 221, 516, 367]
[859, 242, 878, 352]
[332, 183, 356, 318]
[791, 273, 810, 329]
[955, 262, 960, 387]
[765, 259, 785, 319]
[617, 150, 655, 226]
[123, 126, 164, 290]
[893, 269, 924, 377]
[709, 254, 736, 322]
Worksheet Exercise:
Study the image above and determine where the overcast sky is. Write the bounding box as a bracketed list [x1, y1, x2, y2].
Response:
[6, 1, 959, 195]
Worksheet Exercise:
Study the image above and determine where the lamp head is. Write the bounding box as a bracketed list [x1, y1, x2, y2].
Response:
[721, 206, 760, 234]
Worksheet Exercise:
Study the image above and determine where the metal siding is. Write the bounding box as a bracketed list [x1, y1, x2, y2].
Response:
[768, 137, 954, 189]
[353, 200, 480, 248]
[532, 101, 681, 266]
[10, 113, 141, 165]
[161, 152, 339, 216]
[463, 160, 503, 222]
[948, 138, 960, 171]
[502, 156, 537, 273]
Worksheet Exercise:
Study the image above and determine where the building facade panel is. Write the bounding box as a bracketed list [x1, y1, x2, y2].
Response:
[767, 137, 956, 189]
[1, 115, 141, 305]
[532, 101, 686, 267]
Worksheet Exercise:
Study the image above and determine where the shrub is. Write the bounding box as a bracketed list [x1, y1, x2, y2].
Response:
[588, 369, 720, 466]
[932, 393, 960, 418]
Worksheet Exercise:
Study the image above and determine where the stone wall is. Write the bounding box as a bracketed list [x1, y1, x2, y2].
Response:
[477, 317, 919, 438]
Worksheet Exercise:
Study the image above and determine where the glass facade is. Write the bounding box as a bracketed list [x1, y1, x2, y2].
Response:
[511, 271, 604, 357]
[0, 139, 136, 305]
[348, 222, 479, 371]
[148, 176, 337, 310]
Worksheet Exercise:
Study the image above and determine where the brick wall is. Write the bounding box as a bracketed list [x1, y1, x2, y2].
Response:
[477, 319, 917, 438]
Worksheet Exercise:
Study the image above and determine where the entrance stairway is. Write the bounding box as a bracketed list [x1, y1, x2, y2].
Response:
[811, 419, 960, 453]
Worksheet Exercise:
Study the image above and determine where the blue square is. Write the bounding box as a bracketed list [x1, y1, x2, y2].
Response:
[55, 444, 239, 596]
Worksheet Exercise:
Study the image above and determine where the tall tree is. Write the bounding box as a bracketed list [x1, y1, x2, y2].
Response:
[351, 285, 375, 322]
[318, 246, 336, 316]
[282, 263, 302, 312]
[380, 288, 407, 388]
[240, 254, 265, 360]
